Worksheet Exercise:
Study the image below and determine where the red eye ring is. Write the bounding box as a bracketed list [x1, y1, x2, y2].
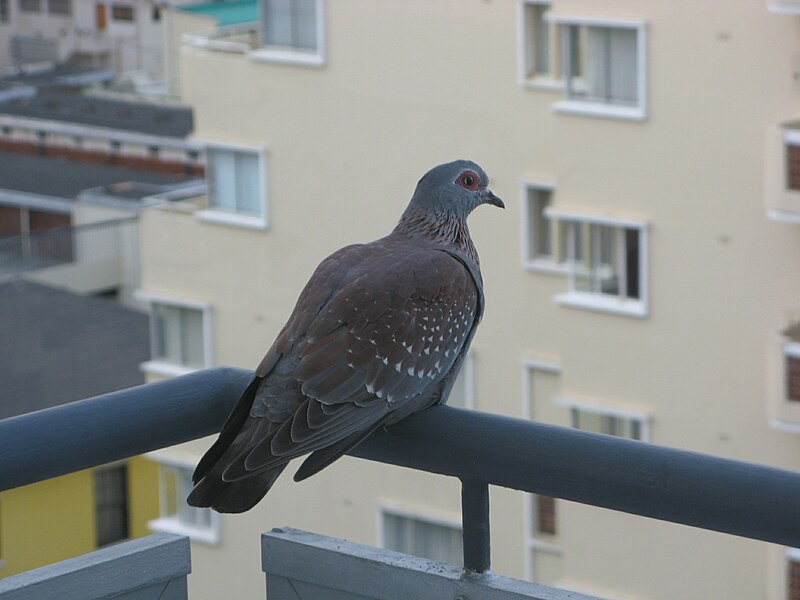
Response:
[456, 170, 481, 191]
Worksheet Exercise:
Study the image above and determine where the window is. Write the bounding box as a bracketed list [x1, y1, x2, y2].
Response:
[381, 509, 462, 567]
[138, 295, 212, 377]
[447, 352, 474, 410]
[786, 344, 800, 402]
[534, 494, 556, 535]
[47, 0, 70, 15]
[149, 462, 219, 544]
[550, 17, 646, 120]
[255, 0, 324, 66]
[547, 210, 648, 317]
[94, 465, 129, 547]
[18, 0, 40, 12]
[0, 0, 9, 23]
[788, 548, 800, 600]
[787, 142, 800, 191]
[152, 303, 206, 369]
[199, 146, 268, 228]
[522, 182, 562, 272]
[557, 398, 650, 441]
[519, 1, 558, 86]
[111, 3, 134, 21]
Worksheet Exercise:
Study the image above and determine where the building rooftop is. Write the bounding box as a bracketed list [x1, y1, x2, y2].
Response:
[0, 92, 194, 138]
[179, 0, 257, 26]
[0, 279, 149, 419]
[0, 150, 199, 200]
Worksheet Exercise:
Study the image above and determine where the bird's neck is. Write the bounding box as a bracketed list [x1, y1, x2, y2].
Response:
[393, 208, 480, 267]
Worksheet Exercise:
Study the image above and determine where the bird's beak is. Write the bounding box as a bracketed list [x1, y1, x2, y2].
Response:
[482, 189, 505, 209]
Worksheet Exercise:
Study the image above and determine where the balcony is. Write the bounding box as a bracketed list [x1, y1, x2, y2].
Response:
[1, 368, 800, 598]
[0, 218, 139, 294]
[765, 121, 800, 223]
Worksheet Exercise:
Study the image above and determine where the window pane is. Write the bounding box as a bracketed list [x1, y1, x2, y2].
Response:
[94, 466, 129, 547]
[448, 365, 468, 409]
[532, 4, 550, 74]
[567, 25, 637, 106]
[572, 408, 642, 441]
[154, 304, 181, 364]
[234, 151, 262, 215]
[787, 144, 800, 191]
[789, 559, 800, 600]
[536, 495, 557, 535]
[787, 355, 800, 402]
[527, 188, 552, 260]
[209, 150, 237, 211]
[263, 0, 293, 46]
[383, 514, 462, 567]
[624, 228, 640, 299]
[294, 0, 317, 50]
[180, 308, 205, 368]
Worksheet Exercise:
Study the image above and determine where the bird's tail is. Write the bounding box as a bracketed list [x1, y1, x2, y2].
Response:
[187, 376, 286, 513]
[187, 463, 286, 513]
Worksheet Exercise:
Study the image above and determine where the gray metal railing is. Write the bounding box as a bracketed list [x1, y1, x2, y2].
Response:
[2, 367, 800, 576]
[0, 217, 137, 277]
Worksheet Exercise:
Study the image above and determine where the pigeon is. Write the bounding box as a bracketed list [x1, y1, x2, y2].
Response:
[188, 160, 504, 513]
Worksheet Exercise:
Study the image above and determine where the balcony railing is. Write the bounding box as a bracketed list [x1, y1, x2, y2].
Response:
[0, 217, 138, 278]
[1, 368, 800, 598]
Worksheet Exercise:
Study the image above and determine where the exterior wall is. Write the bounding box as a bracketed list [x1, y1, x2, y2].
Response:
[0, 457, 159, 577]
[139, 1, 800, 599]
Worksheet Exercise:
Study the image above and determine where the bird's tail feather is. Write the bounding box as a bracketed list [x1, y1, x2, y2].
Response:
[188, 464, 286, 513]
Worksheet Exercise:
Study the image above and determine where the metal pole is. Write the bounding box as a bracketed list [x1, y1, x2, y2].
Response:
[460, 479, 491, 574]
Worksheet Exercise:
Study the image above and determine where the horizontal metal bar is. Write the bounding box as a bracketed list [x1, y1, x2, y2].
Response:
[353, 409, 800, 548]
[0, 533, 190, 600]
[2, 367, 800, 550]
[0, 367, 251, 491]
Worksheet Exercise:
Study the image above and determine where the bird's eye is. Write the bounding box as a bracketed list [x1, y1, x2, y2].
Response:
[456, 171, 481, 191]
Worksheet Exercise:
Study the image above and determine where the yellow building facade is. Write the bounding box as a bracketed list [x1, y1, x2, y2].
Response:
[0, 457, 158, 577]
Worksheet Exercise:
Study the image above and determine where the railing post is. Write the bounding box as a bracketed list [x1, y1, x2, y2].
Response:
[460, 479, 491, 574]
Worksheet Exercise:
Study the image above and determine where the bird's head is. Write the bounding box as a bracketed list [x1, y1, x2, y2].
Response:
[409, 160, 504, 219]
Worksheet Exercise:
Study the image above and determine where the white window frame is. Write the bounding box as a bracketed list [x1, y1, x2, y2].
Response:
[447, 351, 475, 410]
[555, 396, 651, 442]
[548, 15, 647, 121]
[136, 292, 213, 378]
[377, 504, 462, 567]
[196, 141, 269, 230]
[520, 180, 566, 274]
[250, 0, 326, 68]
[521, 358, 563, 582]
[546, 208, 649, 318]
[148, 455, 220, 545]
[517, 0, 561, 90]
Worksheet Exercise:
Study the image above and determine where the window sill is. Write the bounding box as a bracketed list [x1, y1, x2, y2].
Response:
[767, 208, 800, 225]
[195, 209, 268, 230]
[526, 539, 563, 555]
[248, 47, 325, 68]
[554, 291, 648, 318]
[523, 258, 569, 276]
[140, 361, 200, 379]
[520, 76, 564, 92]
[149, 517, 220, 546]
[552, 100, 646, 122]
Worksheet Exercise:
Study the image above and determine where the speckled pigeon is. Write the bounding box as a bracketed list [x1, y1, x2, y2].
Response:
[188, 160, 503, 513]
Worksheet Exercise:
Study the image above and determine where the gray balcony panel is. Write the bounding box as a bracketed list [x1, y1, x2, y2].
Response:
[262, 528, 600, 600]
[0, 533, 190, 600]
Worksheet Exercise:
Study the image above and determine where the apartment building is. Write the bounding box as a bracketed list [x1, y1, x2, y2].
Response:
[136, 1, 800, 599]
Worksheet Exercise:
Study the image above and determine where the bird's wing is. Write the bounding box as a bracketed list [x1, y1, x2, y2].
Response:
[219, 242, 479, 482]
